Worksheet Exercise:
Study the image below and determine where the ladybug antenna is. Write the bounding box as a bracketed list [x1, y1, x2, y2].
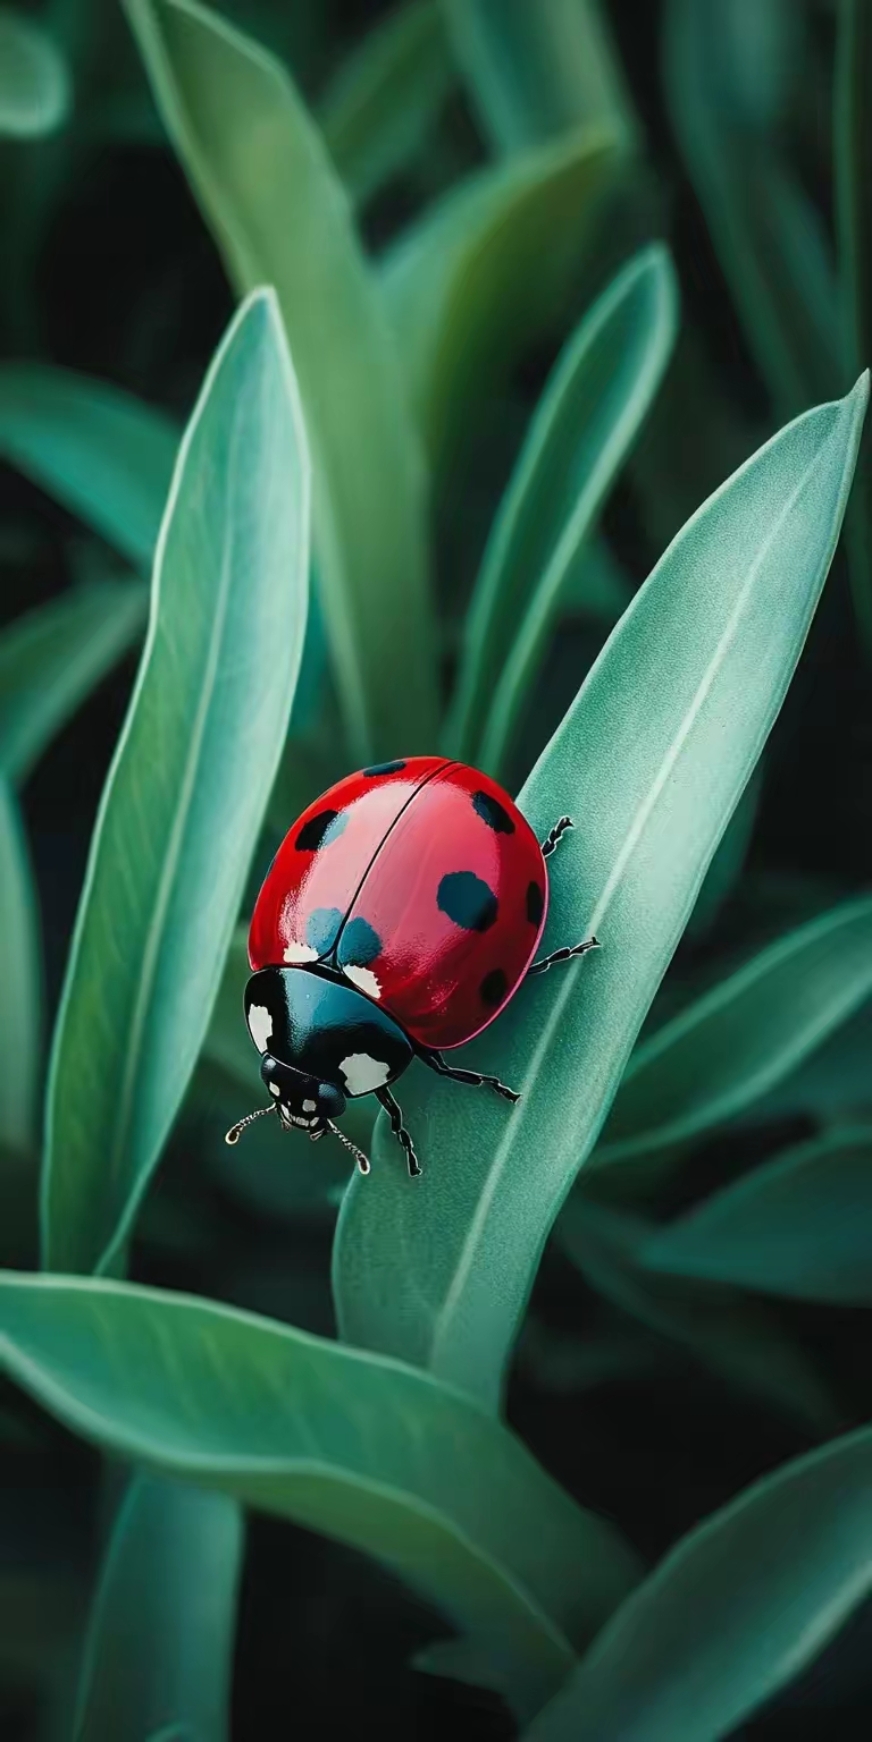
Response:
[224, 1103, 278, 1145]
[327, 1120, 371, 1176]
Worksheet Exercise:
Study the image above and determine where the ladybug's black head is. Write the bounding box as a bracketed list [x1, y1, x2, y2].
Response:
[259, 1052, 345, 1132]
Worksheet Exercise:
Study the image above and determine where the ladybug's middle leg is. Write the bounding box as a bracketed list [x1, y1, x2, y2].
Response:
[541, 815, 573, 858]
[420, 1048, 520, 1104]
[527, 937, 599, 976]
[376, 1084, 422, 1178]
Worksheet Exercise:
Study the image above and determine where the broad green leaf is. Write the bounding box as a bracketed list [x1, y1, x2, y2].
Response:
[664, 0, 840, 418]
[0, 582, 147, 783]
[319, 1, 454, 206]
[381, 124, 623, 469]
[645, 1126, 872, 1304]
[334, 376, 868, 1412]
[74, 1475, 242, 1742]
[749, 997, 872, 1126]
[0, 779, 40, 1154]
[835, 0, 872, 653]
[442, 0, 637, 155]
[126, 0, 436, 762]
[42, 291, 311, 1276]
[446, 245, 678, 771]
[685, 762, 761, 939]
[557, 1198, 835, 1432]
[0, 365, 179, 568]
[523, 1423, 872, 1742]
[594, 894, 872, 1166]
[0, 8, 70, 138]
[0, 1274, 642, 1722]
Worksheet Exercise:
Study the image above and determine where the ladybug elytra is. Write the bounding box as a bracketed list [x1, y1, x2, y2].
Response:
[226, 757, 598, 1176]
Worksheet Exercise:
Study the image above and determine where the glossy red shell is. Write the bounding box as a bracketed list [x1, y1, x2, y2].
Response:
[248, 758, 547, 1049]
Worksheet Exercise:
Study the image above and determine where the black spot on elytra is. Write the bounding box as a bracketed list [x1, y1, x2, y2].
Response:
[362, 760, 406, 777]
[306, 907, 343, 954]
[480, 968, 508, 1007]
[472, 789, 515, 834]
[438, 870, 498, 932]
[338, 916, 382, 967]
[296, 809, 345, 851]
[527, 880, 544, 926]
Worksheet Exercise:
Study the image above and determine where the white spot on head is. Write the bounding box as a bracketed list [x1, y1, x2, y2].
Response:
[302, 1099, 317, 1112]
[268, 1082, 281, 1097]
[344, 964, 382, 1000]
[247, 1003, 272, 1053]
[284, 941, 318, 963]
[340, 1053, 390, 1096]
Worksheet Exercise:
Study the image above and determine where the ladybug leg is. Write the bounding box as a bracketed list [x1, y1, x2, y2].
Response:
[541, 815, 574, 858]
[527, 936, 599, 976]
[421, 1048, 520, 1105]
[376, 1084, 422, 1178]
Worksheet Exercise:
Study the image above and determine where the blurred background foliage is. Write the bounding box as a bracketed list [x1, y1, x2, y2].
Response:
[1, 0, 872, 1737]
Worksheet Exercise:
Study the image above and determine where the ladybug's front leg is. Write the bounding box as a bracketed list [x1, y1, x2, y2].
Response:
[376, 1084, 422, 1178]
[420, 1048, 520, 1104]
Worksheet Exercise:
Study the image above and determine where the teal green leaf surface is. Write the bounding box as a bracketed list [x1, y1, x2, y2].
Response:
[381, 125, 622, 468]
[0, 365, 179, 568]
[447, 245, 678, 770]
[74, 1475, 242, 1742]
[0, 582, 148, 783]
[0, 1274, 641, 1721]
[0, 8, 70, 139]
[126, 0, 435, 761]
[595, 894, 872, 1166]
[523, 1424, 872, 1742]
[664, 0, 839, 417]
[320, 0, 453, 205]
[0, 779, 40, 1153]
[42, 291, 310, 1276]
[645, 1126, 872, 1304]
[334, 376, 867, 1412]
[685, 762, 761, 938]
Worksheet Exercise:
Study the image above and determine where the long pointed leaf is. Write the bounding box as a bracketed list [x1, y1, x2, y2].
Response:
[319, 0, 453, 206]
[42, 290, 310, 1276]
[334, 376, 867, 1412]
[0, 778, 40, 1152]
[0, 1274, 642, 1722]
[125, 0, 435, 761]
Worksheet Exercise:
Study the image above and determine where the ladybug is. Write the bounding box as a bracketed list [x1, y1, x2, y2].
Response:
[226, 757, 598, 1176]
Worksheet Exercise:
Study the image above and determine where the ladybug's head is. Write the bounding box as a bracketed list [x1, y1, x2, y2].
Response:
[258, 1052, 346, 1132]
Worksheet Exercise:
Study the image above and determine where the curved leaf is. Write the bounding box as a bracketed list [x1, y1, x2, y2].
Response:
[0, 8, 70, 139]
[523, 1423, 872, 1742]
[320, 0, 453, 205]
[334, 376, 867, 1412]
[74, 1475, 242, 1742]
[0, 779, 40, 1152]
[381, 124, 623, 468]
[125, 0, 435, 762]
[0, 1274, 642, 1723]
[446, 245, 678, 770]
[0, 582, 148, 783]
[42, 291, 311, 1276]
[685, 761, 761, 939]
[645, 1126, 872, 1304]
[595, 894, 872, 1166]
[0, 365, 179, 568]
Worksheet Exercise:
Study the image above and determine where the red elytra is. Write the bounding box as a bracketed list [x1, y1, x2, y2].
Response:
[248, 756, 547, 1049]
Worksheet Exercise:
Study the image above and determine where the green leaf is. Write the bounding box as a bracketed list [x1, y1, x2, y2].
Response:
[664, 0, 840, 418]
[73, 1475, 242, 1742]
[685, 762, 761, 939]
[442, 0, 637, 155]
[835, 0, 872, 654]
[645, 1126, 872, 1305]
[0, 582, 148, 784]
[0, 8, 70, 139]
[125, 0, 436, 762]
[522, 1423, 872, 1742]
[42, 290, 311, 1276]
[559, 536, 634, 625]
[594, 894, 872, 1167]
[446, 245, 678, 771]
[0, 365, 179, 568]
[334, 375, 868, 1412]
[381, 124, 623, 469]
[0, 779, 40, 1154]
[319, 1, 454, 206]
[0, 1273, 642, 1722]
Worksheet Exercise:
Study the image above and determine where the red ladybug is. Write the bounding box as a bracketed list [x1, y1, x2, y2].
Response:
[226, 757, 597, 1176]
